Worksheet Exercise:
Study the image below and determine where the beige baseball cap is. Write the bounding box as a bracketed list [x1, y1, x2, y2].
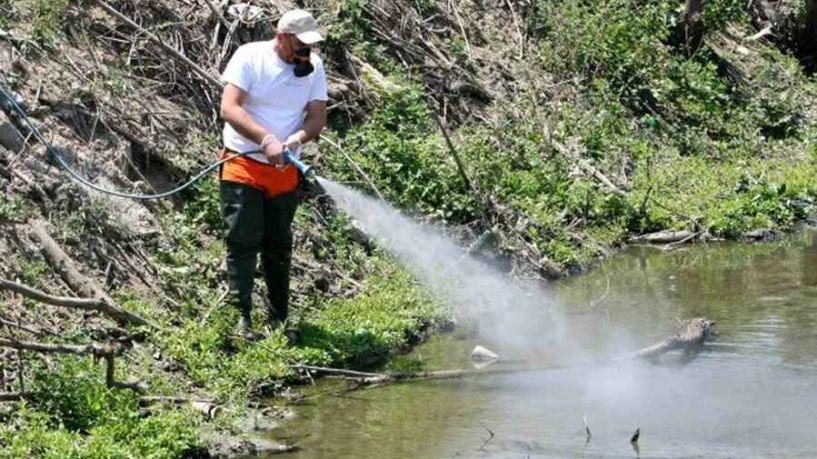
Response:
[277, 10, 324, 45]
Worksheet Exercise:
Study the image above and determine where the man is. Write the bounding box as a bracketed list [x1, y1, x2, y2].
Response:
[219, 9, 328, 337]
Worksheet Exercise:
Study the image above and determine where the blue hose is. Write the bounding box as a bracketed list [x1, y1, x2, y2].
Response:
[0, 84, 314, 200]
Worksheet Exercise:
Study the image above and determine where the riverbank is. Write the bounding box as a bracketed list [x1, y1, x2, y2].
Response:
[2, 0, 817, 457]
[0, 241, 450, 457]
[3, 192, 814, 459]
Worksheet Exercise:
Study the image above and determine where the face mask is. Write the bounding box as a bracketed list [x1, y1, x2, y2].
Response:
[293, 47, 314, 77]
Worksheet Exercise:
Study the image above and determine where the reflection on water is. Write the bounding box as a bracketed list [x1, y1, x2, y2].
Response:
[270, 230, 817, 459]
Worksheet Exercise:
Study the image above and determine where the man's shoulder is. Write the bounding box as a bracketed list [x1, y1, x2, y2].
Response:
[233, 41, 273, 59]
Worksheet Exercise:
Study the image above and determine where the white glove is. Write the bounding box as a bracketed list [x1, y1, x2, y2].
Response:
[283, 133, 303, 154]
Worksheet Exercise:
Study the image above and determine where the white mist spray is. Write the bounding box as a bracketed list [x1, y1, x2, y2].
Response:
[309, 178, 817, 458]
[317, 177, 582, 360]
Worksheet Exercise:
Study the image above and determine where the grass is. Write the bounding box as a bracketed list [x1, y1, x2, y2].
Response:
[0, 178, 448, 457]
[0, 357, 203, 459]
[147, 252, 445, 403]
[28, 0, 67, 48]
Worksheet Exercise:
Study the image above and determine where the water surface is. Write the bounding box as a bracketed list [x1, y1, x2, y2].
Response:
[270, 230, 817, 459]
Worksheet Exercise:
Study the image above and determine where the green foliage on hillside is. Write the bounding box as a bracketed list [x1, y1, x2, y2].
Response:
[0, 357, 201, 459]
[324, 0, 817, 271]
[0, 188, 447, 458]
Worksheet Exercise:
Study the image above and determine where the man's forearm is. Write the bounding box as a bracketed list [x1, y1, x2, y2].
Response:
[223, 105, 270, 145]
[292, 114, 326, 144]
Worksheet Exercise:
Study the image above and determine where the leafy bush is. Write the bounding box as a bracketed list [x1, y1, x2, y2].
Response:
[28, 357, 134, 432]
[326, 85, 480, 222]
[0, 357, 200, 459]
[30, 0, 68, 48]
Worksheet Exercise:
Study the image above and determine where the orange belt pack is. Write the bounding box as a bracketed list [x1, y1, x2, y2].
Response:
[219, 149, 299, 198]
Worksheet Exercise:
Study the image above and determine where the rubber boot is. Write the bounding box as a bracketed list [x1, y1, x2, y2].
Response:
[261, 191, 298, 326]
[221, 181, 265, 337]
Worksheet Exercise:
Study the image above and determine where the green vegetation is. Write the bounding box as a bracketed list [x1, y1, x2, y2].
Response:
[0, 181, 446, 457]
[146, 186, 445, 401]
[325, 0, 817, 272]
[0, 357, 202, 459]
[0, 0, 69, 48]
[0, 196, 31, 221]
[29, 0, 68, 48]
[325, 86, 479, 222]
[0, 0, 13, 29]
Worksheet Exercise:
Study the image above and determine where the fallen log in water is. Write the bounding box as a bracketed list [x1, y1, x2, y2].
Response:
[630, 230, 695, 244]
[630, 318, 712, 360]
[291, 318, 713, 389]
[289, 363, 567, 386]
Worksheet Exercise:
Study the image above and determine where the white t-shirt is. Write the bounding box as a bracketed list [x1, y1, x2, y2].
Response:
[221, 40, 328, 163]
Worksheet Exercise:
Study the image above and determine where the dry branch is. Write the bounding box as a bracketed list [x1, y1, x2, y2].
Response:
[0, 277, 146, 327]
[291, 363, 568, 386]
[746, 25, 774, 41]
[580, 161, 625, 196]
[320, 135, 385, 201]
[0, 337, 112, 356]
[551, 140, 625, 196]
[679, 0, 704, 49]
[201, 0, 231, 28]
[93, 0, 223, 89]
[0, 314, 50, 337]
[294, 318, 713, 389]
[428, 102, 476, 196]
[504, 0, 525, 59]
[0, 392, 27, 402]
[290, 364, 381, 379]
[0, 338, 145, 392]
[26, 221, 152, 328]
[29, 219, 113, 303]
[448, 0, 473, 59]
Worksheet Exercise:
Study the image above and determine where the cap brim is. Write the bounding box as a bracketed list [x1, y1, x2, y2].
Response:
[296, 30, 324, 45]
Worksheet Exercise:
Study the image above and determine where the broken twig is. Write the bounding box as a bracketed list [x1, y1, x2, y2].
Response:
[93, 0, 222, 89]
[478, 421, 495, 451]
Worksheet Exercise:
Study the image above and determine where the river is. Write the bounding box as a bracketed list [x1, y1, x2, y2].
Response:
[267, 229, 817, 459]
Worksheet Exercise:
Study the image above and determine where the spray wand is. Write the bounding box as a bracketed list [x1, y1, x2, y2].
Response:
[282, 148, 314, 178]
[281, 148, 324, 198]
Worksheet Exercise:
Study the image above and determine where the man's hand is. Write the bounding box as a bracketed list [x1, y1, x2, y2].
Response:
[261, 135, 286, 166]
[283, 133, 303, 153]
